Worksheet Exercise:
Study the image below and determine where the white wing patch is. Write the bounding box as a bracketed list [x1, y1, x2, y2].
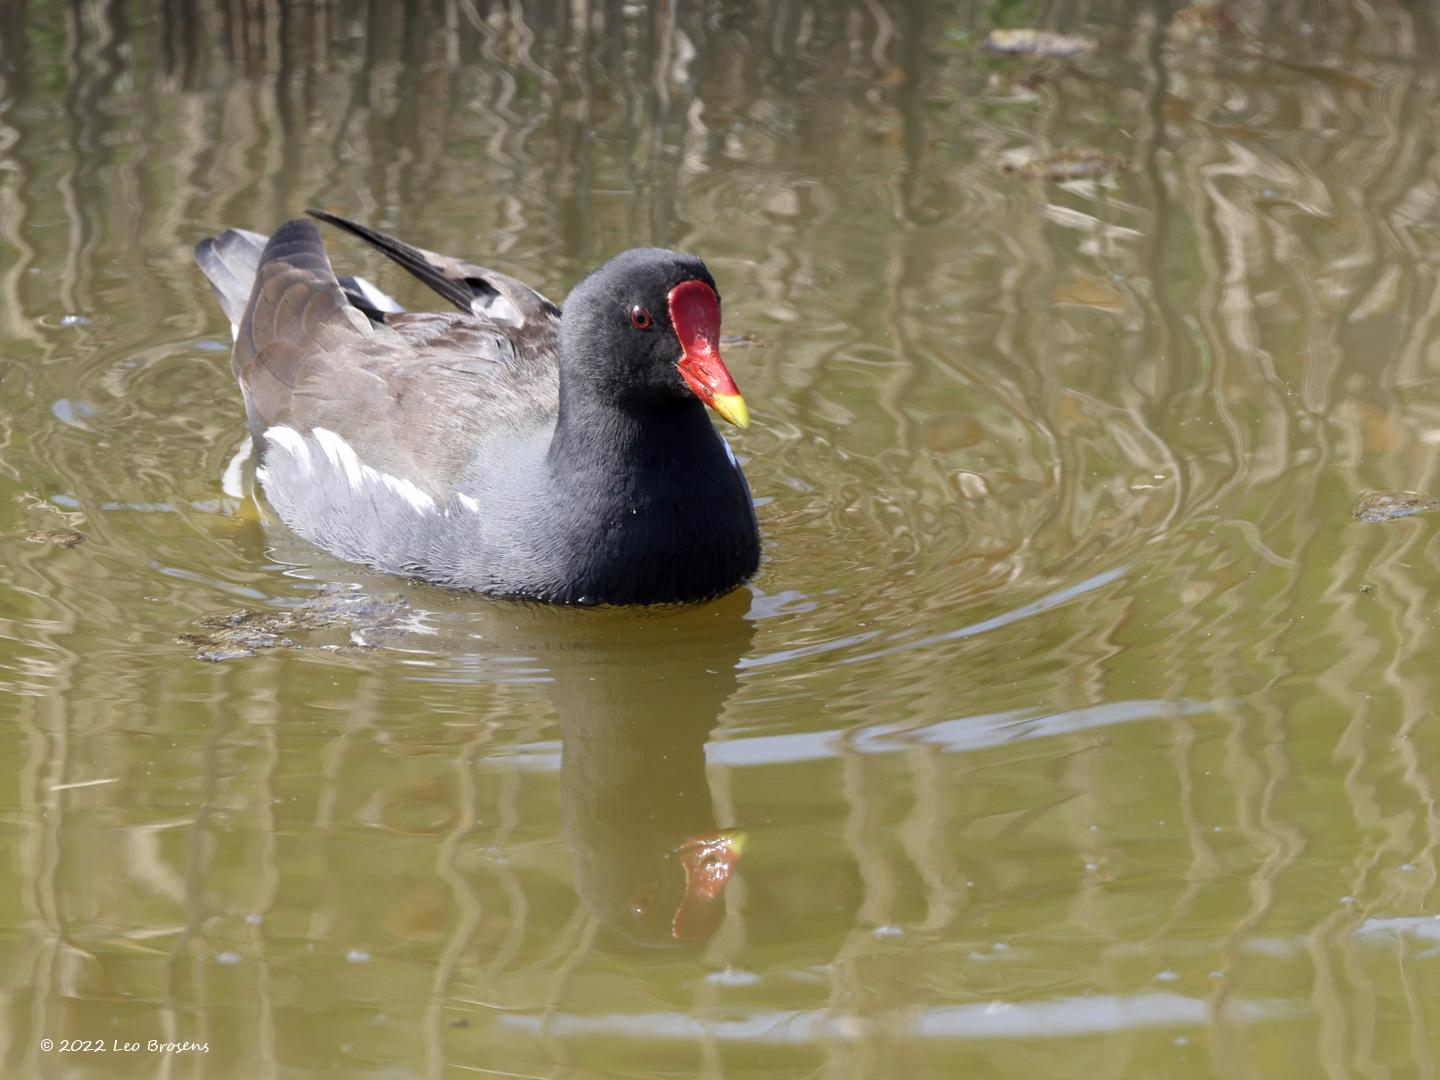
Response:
[312, 426, 367, 489]
[264, 425, 312, 469]
[263, 425, 437, 515]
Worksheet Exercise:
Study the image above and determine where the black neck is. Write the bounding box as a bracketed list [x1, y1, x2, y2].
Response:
[548, 380, 719, 484]
[540, 359, 758, 605]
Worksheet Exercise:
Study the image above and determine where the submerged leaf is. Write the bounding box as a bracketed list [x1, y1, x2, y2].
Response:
[1352, 491, 1440, 524]
[23, 529, 87, 548]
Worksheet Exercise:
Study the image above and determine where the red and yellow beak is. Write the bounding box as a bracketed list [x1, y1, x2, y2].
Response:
[668, 279, 750, 429]
[671, 829, 746, 942]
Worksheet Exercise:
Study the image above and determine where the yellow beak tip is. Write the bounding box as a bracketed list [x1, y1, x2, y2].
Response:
[712, 393, 750, 429]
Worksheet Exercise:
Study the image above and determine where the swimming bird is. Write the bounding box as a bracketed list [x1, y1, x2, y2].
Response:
[194, 212, 760, 604]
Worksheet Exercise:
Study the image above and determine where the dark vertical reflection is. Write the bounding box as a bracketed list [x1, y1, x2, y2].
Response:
[157, 0, 202, 89]
[1139, 0, 1177, 404]
[894, 0, 927, 224]
[0, 0, 30, 94]
[554, 0, 598, 270]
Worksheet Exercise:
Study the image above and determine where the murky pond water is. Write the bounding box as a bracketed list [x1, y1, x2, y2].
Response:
[4, 1, 1440, 1076]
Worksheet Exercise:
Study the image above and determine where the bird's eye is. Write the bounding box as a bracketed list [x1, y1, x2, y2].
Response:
[629, 306, 653, 330]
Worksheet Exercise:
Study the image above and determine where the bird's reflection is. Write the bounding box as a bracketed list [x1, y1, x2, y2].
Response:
[225, 493, 754, 945]
[518, 590, 755, 947]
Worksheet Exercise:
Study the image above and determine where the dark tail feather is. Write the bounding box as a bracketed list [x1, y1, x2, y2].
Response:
[307, 207, 561, 324]
[307, 207, 477, 315]
[197, 221, 405, 332]
[257, 218, 337, 282]
[225, 219, 369, 420]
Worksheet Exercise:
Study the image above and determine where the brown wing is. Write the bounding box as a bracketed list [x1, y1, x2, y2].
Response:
[230, 219, 559, 498]
[230, 220, 382, 426]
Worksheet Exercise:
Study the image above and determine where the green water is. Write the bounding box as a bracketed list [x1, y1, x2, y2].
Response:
[3, 1, 1440, 1076]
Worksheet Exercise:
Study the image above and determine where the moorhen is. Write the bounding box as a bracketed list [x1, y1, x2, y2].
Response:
[194, 212, 760, 604]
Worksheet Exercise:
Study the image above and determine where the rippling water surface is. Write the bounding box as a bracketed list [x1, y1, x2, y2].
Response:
[4, 1, 1440, 1076]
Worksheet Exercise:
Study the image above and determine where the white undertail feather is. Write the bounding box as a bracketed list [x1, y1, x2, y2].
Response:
[221, 442, 251, 498]
[475, 292, 522, 326]
[349, 275, 404, 314]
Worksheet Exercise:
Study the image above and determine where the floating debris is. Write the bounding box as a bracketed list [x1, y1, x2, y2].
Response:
[197, 609, 287, 632]
[175, 632, 263, 664]
[1002, 148, 1130, 181]
[1352, 492, 1440, 524]
[24, 529, 87, 548]
[983, 28, 1096, 59]
[180, 587, 413, 662]
[58, 314, 92, 328]
[179, 613, 305, 661]
[183, 623, 296, 649]
[298, 588, 412, 630]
